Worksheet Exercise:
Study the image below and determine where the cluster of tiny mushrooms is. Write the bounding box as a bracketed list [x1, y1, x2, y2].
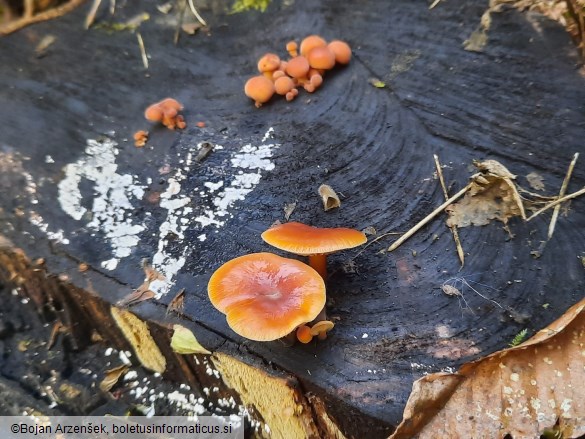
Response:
[207, 222, 367, 344]
[134, 98, 186, 147]
[245, 35, 352, 107]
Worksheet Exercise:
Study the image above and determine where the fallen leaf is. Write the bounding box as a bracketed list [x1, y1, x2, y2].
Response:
[368, 78, 386, 88]
[283, 202, 297, 221]
[166, 288, 185, 315]
[171, 324, 211, 355]
[446, 160, 525, 227]
[526, 172, 545, 191]
[390, 297, 585, 438]
[99, 364, 130, 392]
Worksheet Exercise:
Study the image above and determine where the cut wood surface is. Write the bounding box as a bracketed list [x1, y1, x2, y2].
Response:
[1, 0, 584, 437]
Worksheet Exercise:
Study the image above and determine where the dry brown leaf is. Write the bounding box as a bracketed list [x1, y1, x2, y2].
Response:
[99, 364, 130, 392]
[166, 288, 185, 315]
[446, 160, 525, 227]
[526, 172, 545, 191]
[283, 202, 297, 221]
[390, 297, 585, 439]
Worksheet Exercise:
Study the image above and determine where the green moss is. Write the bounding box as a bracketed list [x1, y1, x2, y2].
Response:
[230, 0, 271, 14]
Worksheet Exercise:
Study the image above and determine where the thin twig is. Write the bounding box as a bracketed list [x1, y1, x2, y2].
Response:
[109, 0, 116, 15]
[136, 32, 148, 70]
[188, 0, 207, 26]
[548, 153, 579, 239]
[429, 0, 442, 9]
[174, 0, 187, 46]
[85, 0, 102, 29]
[527, 186, 585, 221]
[388, 183, 472, 252]
[434, 154, 465, 266]
[0, 0, 86, 35]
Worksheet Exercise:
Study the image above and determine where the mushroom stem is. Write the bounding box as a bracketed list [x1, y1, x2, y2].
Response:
[308, 254, 327, 280]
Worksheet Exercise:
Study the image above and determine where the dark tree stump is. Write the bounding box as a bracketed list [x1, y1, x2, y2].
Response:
[1, 1, 584, 437]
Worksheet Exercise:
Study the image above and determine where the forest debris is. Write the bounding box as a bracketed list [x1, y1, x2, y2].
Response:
[318, 184, 341, 211]
[85, 0, 103, 29]
[283, 202, 296, 221]
[35, 35, 56, 57]
[195, 142, 214, 162]
[0, 0, 85, 36]
[171, 324, 211, 355]
[388, 184, 472, 252]
[99, 364, 130, 392]
[166, 288, 185, 315]
[368, 78, 386, 88]
[527, 186, 585, 221]
[446, 160, 525, 228]
[434, 154, 464, 266]
[157, 2, 173, 14]
[362, 226, 376, 236]
[116, 260, 162, 307]
[390, 297, 585, 439]
[187, 0, 207, 26]
[526, 172, 545, 191]
[548, 153, 579, 240]
[136, 32, 148, 69]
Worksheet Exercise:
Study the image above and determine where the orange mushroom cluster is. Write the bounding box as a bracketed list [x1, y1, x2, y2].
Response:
[144, 98, 186, 130]
[207, 221, 366, 345]
[244, 35, 352, 107]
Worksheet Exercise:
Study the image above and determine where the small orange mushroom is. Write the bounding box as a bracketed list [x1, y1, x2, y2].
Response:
[274, 76, 296, 97]
[310, 320, 335, 340]
[299, 34, 327, 57]
[327, 40, 352, 65]
[257, 53, 281, 79]
[285, 56, 310, 80]
[133, 130, 149, 147]
[296, 325, 313, 344]
[244, 75, 275, 108]
[208, 253, 325, 341]
[286, 40, 298, 58]
[144, 98, 185, 130]
[261, 222, 367, 280]
[307, 46, 336, 70]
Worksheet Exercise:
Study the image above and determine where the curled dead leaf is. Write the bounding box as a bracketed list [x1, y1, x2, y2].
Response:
[390, 297, 585, 438]
[99, 364, 130, 392]
[171, 324, 211, 355]
[526, 172, 545, 191]
[318, 184, 341, 211]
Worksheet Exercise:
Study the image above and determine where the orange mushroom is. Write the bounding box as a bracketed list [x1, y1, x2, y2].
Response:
[261, 222, 367, 280]
[133, 130, 149, 147]
[274, 76, 296, 98]
[208, 253, 326, 342]
[296, 325, 313, 344]
[244, 75, 275, 108]
[310, 320, 335, 340]
[285, 56, 310, 81]
[299, 34, 327, 57]
[257, 53, 281, 79]
[286, 41, 298, 58]
[327, 40, 352, 65]
[144, 98, 185, 130]
[307, 46, 336, 70]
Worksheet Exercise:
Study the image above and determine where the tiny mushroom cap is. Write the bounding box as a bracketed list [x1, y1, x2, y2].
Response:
[159, 98, 183, 111]
[296, 325, 313, 344]
[257, 53, 281, 73]
[307, 46, 336, 70]
[144, 104, 163, 122]
[300, 34, 327, 57]
[244, 75, 275, 107]
[208, 253, 326, 342]
[274, 76, 295, 95]
[261, 222, 367, 279]
[285, 56, 310, 79]
[310, 320, 335, 340]
[327, 40, 352, 64]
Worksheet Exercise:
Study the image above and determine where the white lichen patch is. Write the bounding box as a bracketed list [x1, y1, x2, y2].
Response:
[194, 129, 279, 229]
[57, 138, 145, 269]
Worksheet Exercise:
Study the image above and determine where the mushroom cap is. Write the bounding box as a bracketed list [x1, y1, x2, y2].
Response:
[159, 98, 183, 111]
[285, 56, 310, 79]
[310, 320, 335, 336]
[300, 34, 327, 57]
[144, 104, 164, 122]
[244, 75, 275, 105]
[261, 222, 367, 255]
[257, 53, 281, 73]
[307, 46, 336, 70]
[274, 76, 295, 95]
[208, 253, 326, 342]
[327, 40, 352, 64]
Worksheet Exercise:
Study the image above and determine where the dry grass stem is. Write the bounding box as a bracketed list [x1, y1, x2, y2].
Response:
[188, 0, 207, 26]
[388, 183, 472, 252]
[0, 0, 86, 36]
[109, 0, 116, 15]
[548, 153, 579, 239]
[85, 0, 102, 29]
[527, 186, 585, 221]
[136, 32, 149, 69]
[434, 154, 465, 266]
[429, 0, 442, 9]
